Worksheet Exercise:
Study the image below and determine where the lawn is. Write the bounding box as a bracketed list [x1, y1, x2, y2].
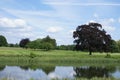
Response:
[0, 47, 120, 66]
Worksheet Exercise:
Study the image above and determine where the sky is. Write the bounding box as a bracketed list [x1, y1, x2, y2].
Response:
[0, 0, 120, 45]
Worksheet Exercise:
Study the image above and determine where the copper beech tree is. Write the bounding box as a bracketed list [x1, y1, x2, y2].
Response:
[73, 22, 112, 55]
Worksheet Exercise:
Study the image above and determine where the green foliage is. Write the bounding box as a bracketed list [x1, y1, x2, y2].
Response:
[27, 40, 40, 49]
[0, 35, 8, 47]
[105, 53, 111, 58]
[117, 40, 120, 52]
[110, 40, 119, 53]
[27, 36, 56, 50]
[42, 42, 54, 51]
[56, 45, 75, 50]
[1, 47, 120, 66]
[42, 35, 56, 48]
[29, 52, 36, 58]
[8, 43, 19, 47]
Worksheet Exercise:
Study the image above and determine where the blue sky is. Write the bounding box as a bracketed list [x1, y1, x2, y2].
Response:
[0, 0, 120, 45]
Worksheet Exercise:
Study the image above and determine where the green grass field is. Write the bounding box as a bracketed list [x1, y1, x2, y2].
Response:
[0, 47, 120, 66]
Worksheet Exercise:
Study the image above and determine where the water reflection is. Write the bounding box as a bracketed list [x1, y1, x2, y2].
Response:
[74, 66, 114, 79]
[0, 65, 119, 80]
[20, 66, 55, 75]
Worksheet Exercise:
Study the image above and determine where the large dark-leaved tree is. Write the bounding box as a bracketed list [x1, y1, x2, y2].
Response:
[73, 22, 112, 55]
[19, 38, 30, 48]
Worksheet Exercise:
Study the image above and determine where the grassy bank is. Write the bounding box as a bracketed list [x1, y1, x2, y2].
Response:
[0, 47, 120, 66]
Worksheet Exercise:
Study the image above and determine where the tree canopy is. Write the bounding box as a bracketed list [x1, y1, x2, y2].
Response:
[73, 22, 112, 55]
[0, 35, 8, 47]
[27, 36, 56, 51]
[19, 38, 30, 48]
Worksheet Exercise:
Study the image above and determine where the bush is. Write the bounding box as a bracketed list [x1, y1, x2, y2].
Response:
[29, 52, 36, 58]
[42, 43, 53, 51]
[105, 53, 111, 58]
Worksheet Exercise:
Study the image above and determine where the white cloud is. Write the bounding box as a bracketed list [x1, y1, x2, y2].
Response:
[93, 13, 99, 18]
[47, 27, 63, 33]
[89, 20, 96, 23]
[2, 8, 57, 18]
[69, 30, 74, 34]
[118, 18, 120, 23]
[43, 1, 120, 6]
[99, 18, 115, 32]
[103, 26, 115, 32]
[14, 19, 26, 26]
[0, 17, 32, 31]
[0, 17, 26, 28]
[48, 73, 60, 79]
[109, 18, 115, 22]
[0, 17, 34, 43]
[88, 18, 115, 33]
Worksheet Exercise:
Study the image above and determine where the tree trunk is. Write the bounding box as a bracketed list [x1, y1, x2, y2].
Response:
[89, 47, 92, 55]
[89, 51, 92, 55]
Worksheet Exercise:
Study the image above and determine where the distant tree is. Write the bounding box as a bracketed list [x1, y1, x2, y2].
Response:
[42, 35, 56, 48]
[8, 43, 19, 47]
[14, 43, 19, 47]
[110, 40, 119, 53]
[8, 43, 14, 47]
[42, 42, 54, 51]
[73, 22, 112, 55]
[117, 40, 120, 52]
[0, 35, 8, 47]
[56, 45, 75, 50]
[19, 38, 30, 48]
[27, 36, 56, 51]
[27, 39, 42, 49]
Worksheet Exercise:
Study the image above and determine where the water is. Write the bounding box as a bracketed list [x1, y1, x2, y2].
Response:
[0, 65, 120, 80]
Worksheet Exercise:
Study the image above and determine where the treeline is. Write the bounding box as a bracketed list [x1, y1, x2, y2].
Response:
[19, 36, 56, 51]
[56, 45, 75, 50]
[0, 35, 120, 52]
[111, 40, 120, 53]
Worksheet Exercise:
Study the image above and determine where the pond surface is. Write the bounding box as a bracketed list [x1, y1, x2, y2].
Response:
[0, 65, 120, 80]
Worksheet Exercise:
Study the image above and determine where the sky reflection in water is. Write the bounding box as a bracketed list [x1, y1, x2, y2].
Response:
[0, 66, 119, 80]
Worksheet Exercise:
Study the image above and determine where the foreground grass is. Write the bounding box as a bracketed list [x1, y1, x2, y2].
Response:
[0, 47, 120, 66]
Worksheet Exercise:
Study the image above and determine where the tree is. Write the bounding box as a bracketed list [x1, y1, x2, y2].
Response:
[19, 38, 30, 48]
[42, 42, 54, 51]
[42, 35, 56, 48]
[110, 40, 119, 53]
[73, 22, 112, 55]
[27, 36, 56, 51]
[56, 45, 75, 50]
[117, 40, 120, 52]
[27, 39, 42, 49]
[0, 35, 8, 47]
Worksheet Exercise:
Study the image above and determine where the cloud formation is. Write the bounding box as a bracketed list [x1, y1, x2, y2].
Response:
[0, 17, 25, 27]
[0, 17, 32, 31]
[47, 27, 63, 33]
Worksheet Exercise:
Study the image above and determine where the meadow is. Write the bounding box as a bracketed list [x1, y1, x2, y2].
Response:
[0, 47, 120, 66]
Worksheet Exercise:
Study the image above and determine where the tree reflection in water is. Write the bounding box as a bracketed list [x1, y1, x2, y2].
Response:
[0, 66, 5, 71]
[74, 66, 116, 79]
[20, 65, 55, 74]
[0, 65, 119, 79]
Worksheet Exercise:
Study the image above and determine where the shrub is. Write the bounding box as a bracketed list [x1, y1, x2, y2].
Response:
[29, 52, 36, 58]
[105, 53, 111, 58]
